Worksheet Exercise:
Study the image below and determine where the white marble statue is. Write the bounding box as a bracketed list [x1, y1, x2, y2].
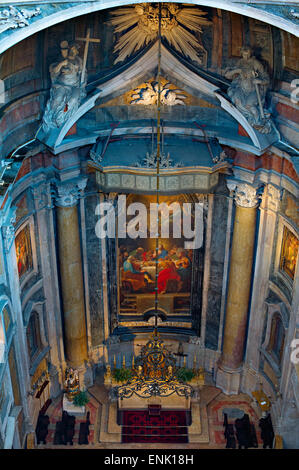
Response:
[41, 41, 86, 133]
[224, 47, 272, 134]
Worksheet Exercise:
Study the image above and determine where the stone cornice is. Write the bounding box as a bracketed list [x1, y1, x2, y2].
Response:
[50, 124, 267, 157]
[93, 163, 225, 194]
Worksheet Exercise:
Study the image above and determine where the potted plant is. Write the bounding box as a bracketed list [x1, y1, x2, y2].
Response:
[72, 390, 89, 407]
[112, 368, 133, 383]
[176, 367, 195, 383]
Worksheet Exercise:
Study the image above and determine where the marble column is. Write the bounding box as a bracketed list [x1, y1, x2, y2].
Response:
[242, 184, 282, 392]
[216, 183, 259, 394]
[54, 178, 88, 368]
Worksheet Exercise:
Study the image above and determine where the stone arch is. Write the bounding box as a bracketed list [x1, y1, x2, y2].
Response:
[0, 1, 298, 56]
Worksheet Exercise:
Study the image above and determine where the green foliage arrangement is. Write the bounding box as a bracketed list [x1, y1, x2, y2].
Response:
[113, 368, 133, 383]
[176, 367, 195, 383]
[72, 390, 89, 407]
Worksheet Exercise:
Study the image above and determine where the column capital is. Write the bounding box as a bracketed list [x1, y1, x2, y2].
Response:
[227, 181, 260, 208]
[52, 177, 87, 208]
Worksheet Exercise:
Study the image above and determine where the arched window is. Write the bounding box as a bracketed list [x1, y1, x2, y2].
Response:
[26, 312, 41, 361]
[267, 314, 285, 365]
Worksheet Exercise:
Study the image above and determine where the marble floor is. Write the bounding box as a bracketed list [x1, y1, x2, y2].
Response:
[37, 381, 264, 450]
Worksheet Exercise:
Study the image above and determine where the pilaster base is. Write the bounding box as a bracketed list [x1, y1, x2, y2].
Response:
[77, 362, 94, 390]
[240, 365, 261, 395]
[49, 364, 63, 399]
[216, 364, 242, 395]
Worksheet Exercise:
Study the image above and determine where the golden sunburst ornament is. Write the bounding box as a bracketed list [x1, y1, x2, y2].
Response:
[109, 3, 211, 64]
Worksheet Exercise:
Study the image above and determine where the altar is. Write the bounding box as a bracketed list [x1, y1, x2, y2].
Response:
[118, 394, 190, 411]
[99, 333, 210, 444]
[99, 397, 208, 444]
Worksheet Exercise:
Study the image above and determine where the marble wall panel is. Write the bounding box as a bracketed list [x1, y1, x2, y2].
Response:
[205, 177, 229, 349]
[85, 193, 105, 347]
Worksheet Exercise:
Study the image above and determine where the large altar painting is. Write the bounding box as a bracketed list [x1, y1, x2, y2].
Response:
[118, 194, 195, 315]
[279, 226, 299, 281]
[15, 225, 33, 279]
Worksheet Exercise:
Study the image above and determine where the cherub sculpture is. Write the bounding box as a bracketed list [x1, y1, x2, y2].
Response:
[130, 81, 186, 106]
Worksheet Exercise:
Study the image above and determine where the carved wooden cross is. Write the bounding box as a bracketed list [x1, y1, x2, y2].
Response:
[76, 28, 101, 85]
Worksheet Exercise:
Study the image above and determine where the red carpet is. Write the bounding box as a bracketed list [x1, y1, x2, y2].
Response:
[121, 410, 189, 443]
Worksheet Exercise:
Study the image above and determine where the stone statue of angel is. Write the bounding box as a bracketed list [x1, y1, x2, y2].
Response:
[224, 46, 272, 134]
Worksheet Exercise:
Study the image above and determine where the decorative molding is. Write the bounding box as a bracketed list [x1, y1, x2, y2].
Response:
[264, 299, 289, 331]
[130, 80, 187, 106]
[134, 152, 183, 169]
[90, 147, 103, 165]
[289, 8, 299, 20]
[0, 5, 41, 35]
[32, 182, 53, 210]
[1, 207, 16, 254]
[118, 320, 193, 329]
[52, 177, 87, 208]
[0, 2, 298, 58]
[265, 183, 282, 212]
[95, 169, 220, 194]
[109, 3, 210, 65]
[212, 150, 227, 164]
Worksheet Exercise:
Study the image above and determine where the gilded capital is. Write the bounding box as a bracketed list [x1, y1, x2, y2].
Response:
[53, 177, 87, 208]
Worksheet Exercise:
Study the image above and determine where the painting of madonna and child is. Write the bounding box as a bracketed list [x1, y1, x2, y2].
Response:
[118, 194, 198, 315]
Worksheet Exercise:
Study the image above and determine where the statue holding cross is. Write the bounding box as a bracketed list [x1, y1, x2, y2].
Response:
[41, 29, 100, 134]
[76, 28, 101, 85]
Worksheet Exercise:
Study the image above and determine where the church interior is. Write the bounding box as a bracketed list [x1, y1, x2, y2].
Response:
[0, 1, 298, 450]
